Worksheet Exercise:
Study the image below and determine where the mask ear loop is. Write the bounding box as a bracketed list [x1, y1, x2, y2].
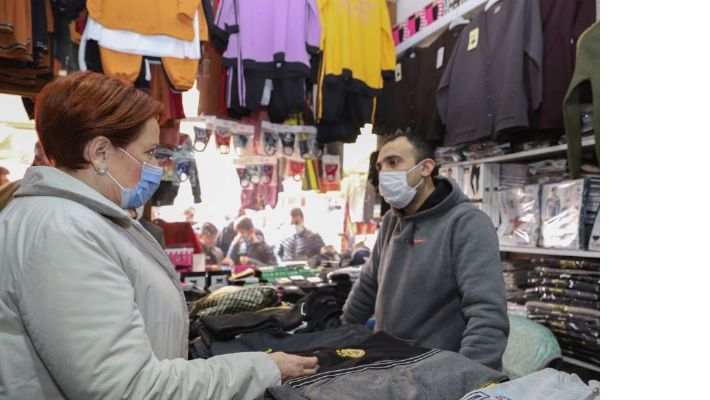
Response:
[407, 160, 428, 189]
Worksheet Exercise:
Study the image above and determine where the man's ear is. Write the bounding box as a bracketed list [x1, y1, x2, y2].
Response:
[84, 136, 113, 170]
[420, 159, 437, 178]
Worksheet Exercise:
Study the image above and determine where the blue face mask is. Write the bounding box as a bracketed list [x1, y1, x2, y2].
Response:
[107, 148, 163, 209]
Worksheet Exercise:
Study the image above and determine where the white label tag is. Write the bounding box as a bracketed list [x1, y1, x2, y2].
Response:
[395, 63, 402, 82]
[467, 28, 479, 51]
[436, 47, 445, 69]
[494, 4, 502, 14]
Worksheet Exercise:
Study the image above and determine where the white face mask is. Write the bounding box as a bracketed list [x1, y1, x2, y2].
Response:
[378, 161, 424, 209]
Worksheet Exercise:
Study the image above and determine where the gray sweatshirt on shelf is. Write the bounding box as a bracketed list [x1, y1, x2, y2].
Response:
[342, 177, 509, 370]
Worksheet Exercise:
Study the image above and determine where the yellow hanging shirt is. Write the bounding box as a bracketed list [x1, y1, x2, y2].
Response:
[317, 0, 396, 118]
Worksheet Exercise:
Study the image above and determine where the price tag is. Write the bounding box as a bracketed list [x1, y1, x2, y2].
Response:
[467, 28, 479, 51]
[436, 47, 445, 69]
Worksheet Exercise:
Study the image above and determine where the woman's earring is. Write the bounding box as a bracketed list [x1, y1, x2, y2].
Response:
[95, 166, 108, 176]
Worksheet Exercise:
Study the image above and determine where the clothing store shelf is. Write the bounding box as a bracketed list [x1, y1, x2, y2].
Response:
[442, 137, 596, 167]
[562, 356, 600, 372]
[499, 245, 600, 259]
[395, 0, 486, 55]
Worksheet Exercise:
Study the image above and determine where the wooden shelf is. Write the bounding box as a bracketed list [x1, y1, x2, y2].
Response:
[499, 245, 600, 259]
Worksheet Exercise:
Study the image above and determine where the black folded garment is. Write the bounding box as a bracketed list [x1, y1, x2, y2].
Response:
[524, 294, 600, 310]
[556, 336, 601, 352]
[528, 271, 601, 284]
[529, 257, 600, 270]
[551, 328, 600, 344]
[527, 308, 600, 331]
[279, 276, 352, 309]
[201, 308, 303, 340]
[525, 286, 600, 302]
[209, 324, 374, 356]
[289, 331, 431, 373]
[264, 333, 508, 400]
[545, 320, 599, 338]
[527, 277, 600, 293]
[561, 349, 600, 366]
[296, 291, 343, 333]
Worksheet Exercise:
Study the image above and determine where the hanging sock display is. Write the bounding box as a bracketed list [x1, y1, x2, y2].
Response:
[214, 127, 232, 154]
[235, 156, 279, 210]
[159, 134, 202, 204]
[232, 133, 250, 156]
[287, 160, 305, 182]
[302, 158, 321, 192]
[208, 118, 256, 155]
[320, 154, 341, 192]
[193, 126, 213, 152]
[279, 131, 296, 156]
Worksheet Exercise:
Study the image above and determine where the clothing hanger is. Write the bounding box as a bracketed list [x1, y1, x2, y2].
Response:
[485, 0, 503, 11]
[449, 16, 469, 29]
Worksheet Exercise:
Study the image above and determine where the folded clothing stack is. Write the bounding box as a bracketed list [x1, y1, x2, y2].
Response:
[523, 257, 600, 366]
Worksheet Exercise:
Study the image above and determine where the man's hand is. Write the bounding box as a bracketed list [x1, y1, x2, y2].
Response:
[269, 352, 319, 383]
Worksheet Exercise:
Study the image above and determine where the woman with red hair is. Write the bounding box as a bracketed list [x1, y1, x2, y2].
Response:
[0, 72, 316, 399]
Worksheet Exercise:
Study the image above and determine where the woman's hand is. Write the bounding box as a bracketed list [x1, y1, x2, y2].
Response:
[268, 352, 319, 383]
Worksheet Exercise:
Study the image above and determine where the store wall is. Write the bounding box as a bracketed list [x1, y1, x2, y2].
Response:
[396, 0, 431, 24]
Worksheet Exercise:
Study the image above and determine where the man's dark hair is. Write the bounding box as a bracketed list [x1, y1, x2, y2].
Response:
[290, 208, 304, 218]
[382, 131, 435, 163]
[236, 217, 254, 231]
[201, 222, 219, 236]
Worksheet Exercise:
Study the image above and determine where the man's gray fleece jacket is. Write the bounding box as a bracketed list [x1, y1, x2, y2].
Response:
[342, 177, 509, 370]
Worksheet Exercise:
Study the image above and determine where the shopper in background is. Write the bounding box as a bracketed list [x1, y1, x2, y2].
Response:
[216, 208, 264, 255]
[348, 237, 371, 267]
[224, 216, 277, 267]
[278, 207, 325, 261]
[308, 244, 342, 268]
[184, 206, 201, 232]
[342, 131, 509, 371]
[128, 206, 166, 249]
[199, 222, 225, 266]
[339, 233, 354, 260]
[0, 142, 49, 213]
[0, 72, 317, 399]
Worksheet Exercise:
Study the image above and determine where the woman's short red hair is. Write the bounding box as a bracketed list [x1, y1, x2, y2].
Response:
[35, 71, 163, 170]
